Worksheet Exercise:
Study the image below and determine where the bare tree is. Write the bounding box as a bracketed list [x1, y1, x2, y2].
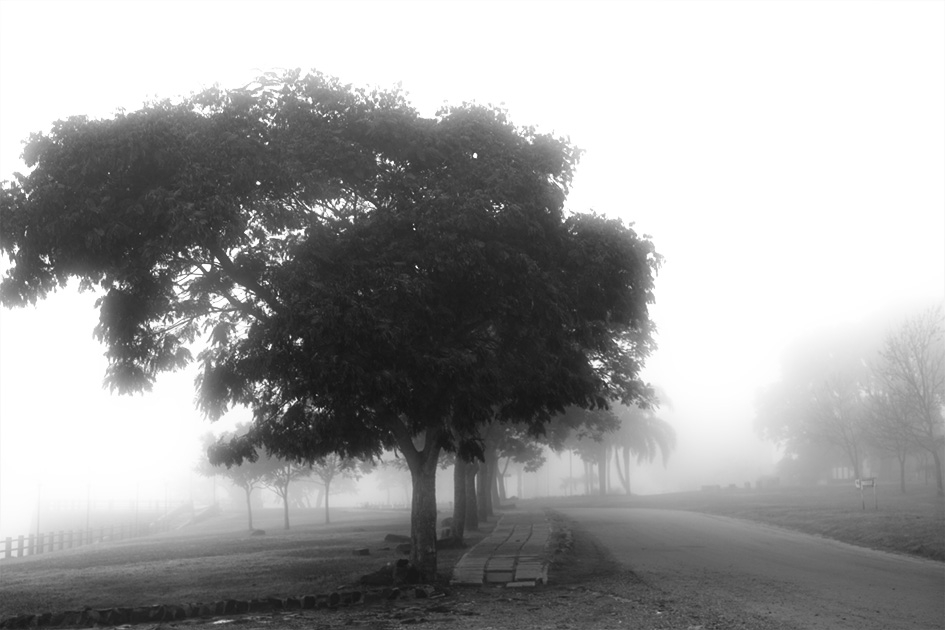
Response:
[807, 374, 870, 479]
[866, 381, 918, 493]
[873, 307, 945, 496]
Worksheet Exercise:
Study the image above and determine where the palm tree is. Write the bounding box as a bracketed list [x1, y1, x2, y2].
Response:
[611, 403, 677, 495]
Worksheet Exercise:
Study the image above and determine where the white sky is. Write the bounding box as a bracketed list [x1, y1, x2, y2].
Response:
[1, 0, 943, 536]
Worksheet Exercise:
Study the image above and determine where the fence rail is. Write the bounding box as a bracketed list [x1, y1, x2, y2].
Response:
[2, 520, 173, 561]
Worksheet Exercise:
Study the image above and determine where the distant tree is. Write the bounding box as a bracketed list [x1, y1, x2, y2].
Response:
[806, 374, 870, 480]
[0, 69, 660, 579]
[543, 406, 622, 496]
[197, 428, 269, 531]
[872, 307, 945, 496]
[865, 380, 919, 493]
[260, 460, 313, 530]
[611, 403, 676, 495]
[494, 426, 546, 502]
[755, 324, 882, 482]
[376, 457, 413, 506]
[308, 453, 368, 523]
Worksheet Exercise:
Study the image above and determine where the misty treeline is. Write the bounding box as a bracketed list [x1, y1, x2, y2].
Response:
[199, 396, 677, 541]
[0, 69, 662, 580]
[197, 425, 371, 529]
[755, 307, 945, 496]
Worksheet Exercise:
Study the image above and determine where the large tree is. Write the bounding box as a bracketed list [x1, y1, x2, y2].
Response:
[0, 70, 660, 580]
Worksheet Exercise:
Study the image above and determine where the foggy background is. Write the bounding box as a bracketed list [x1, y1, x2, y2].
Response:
[1, 1, 942, 539]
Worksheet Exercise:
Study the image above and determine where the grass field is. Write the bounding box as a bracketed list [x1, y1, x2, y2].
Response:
[530, 482, 945, 562]
[1, 483, 941, 620]
[0, 507, 483, 620]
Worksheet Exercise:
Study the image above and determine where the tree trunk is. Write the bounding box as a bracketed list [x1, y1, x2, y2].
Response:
[598, 443, 608, 497]
[845, 443, 862, 480]
[478, 453, 494, 520]
[464, 462, 479, 532]
[898, 453, 907, 494]
[282, 487, 290, 530]
[324, 478, 332, 524]
[392, 422, 444, 583]
[614, 445, 630, 495]
[487, 448, 501, 509]
[408, 456, 440, 581]
[452, 459, 466, 544]
[497, 458, 510, 503]
[624, 446, 632, 495]
[931, 448, 944, 497]
[244, 486, 254, 531]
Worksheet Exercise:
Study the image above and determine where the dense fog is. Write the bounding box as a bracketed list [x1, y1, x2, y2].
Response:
[1, 2, 942, 541]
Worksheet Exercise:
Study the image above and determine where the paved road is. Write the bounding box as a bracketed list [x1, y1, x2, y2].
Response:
[558, 507, 945, 630]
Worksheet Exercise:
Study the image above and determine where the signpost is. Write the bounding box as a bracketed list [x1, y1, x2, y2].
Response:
[855, 477, 877, 510]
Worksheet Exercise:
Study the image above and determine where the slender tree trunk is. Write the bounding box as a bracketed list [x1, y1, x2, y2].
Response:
[898, 453, 907, 494]
[324, 478, 331, 524]
[488, 449, 501, 509]
[624, 446, 631, 495]
[598, 442, 608, 497]
[464, 462, 479, 532]
[584, 460, 591, 495]
[452, 459, 466, 544]
[613, 445, 630, 495]
[244, 486, 254, 531]
[846, 443, 862, 480]
[282, 487, 290, 530]
[930, 448, 944, 497]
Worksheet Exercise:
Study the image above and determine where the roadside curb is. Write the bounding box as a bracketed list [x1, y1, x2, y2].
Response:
[0, 585, 448, 629]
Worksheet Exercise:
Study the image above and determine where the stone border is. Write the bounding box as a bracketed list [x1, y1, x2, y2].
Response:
[0, 585, 449, 629]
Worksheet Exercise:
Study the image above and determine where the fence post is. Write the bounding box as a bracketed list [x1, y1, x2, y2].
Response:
[37, 532, 44, 554]
[27, 534, 34, 556]
[59, 530, 64, 551]
[17, 535, 24, 558]
[3, 537, 10, 560]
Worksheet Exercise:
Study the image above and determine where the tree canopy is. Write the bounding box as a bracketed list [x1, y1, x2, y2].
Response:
[0, 69, 662, 578]
[754, 309, 945, 492]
